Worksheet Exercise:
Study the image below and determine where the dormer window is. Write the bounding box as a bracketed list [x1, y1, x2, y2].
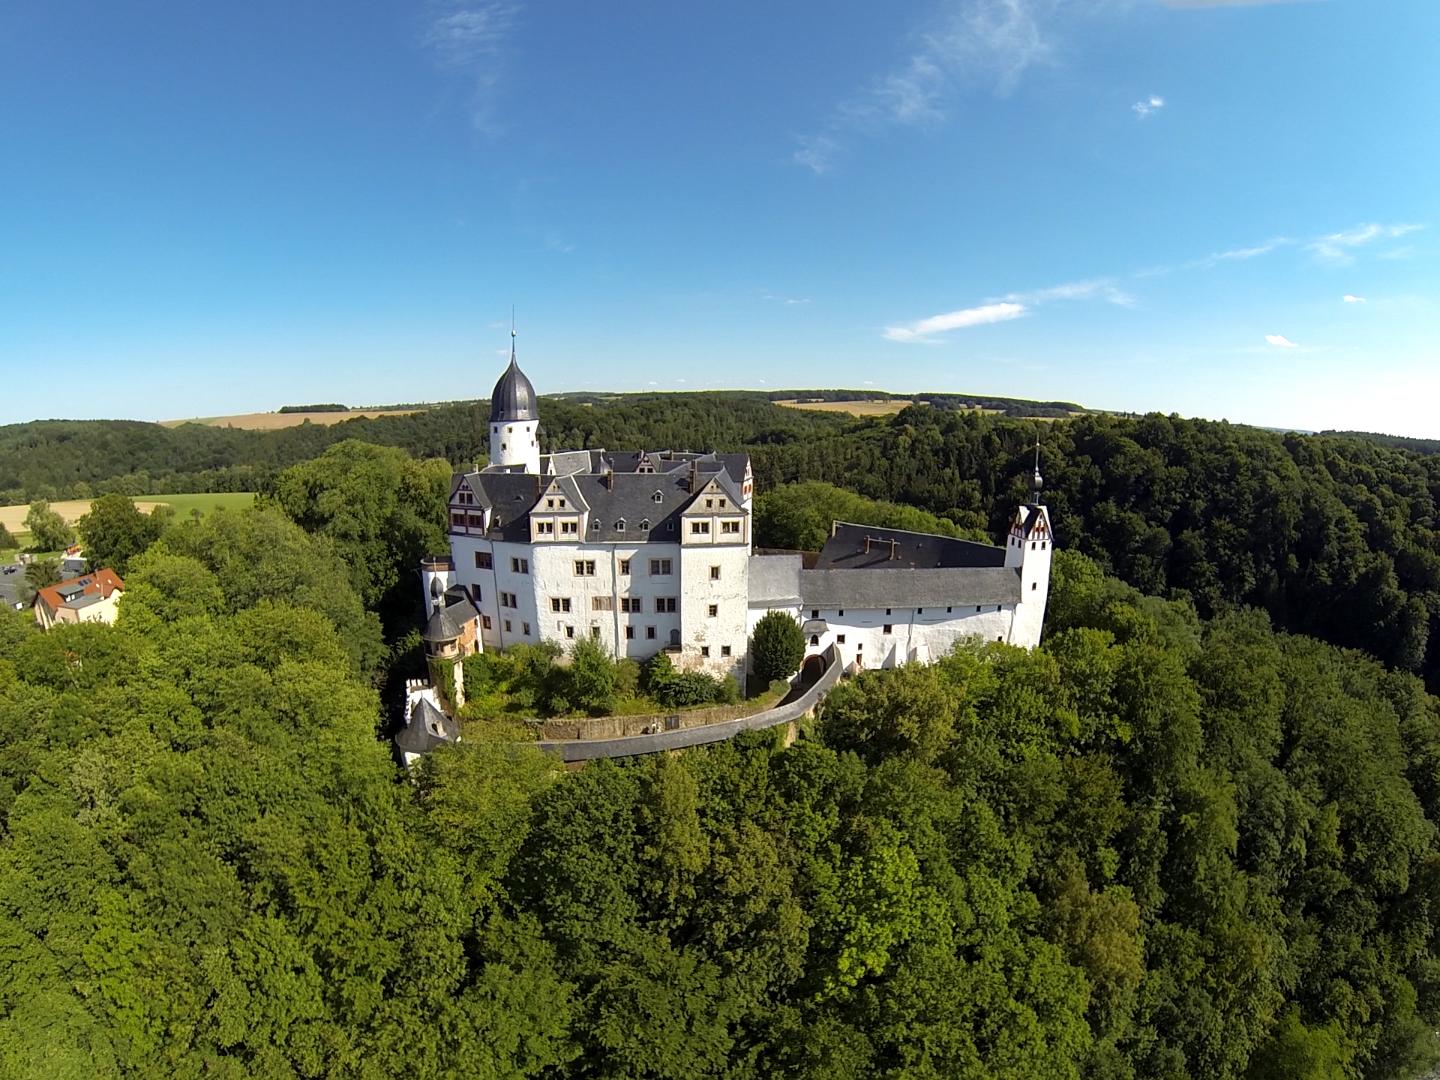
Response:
[640, 519, 650, 531]
[652, 491, 663, 503]
[615, 519, 626, 531]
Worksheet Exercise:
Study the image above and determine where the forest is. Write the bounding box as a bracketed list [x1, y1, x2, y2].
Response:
[5, 398, 1440, 1076]
[4, 477, 1440, 1077]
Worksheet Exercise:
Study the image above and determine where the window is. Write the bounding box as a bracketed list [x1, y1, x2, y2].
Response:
[690, 521, 710, 535]
[721, 645, 731, 657]
[838, 609, 844, 617]
[667, 521, 676, 533]
[701, 646, 710, 657]
[1032, 582, 1038, 590]
[504, 619, 512, 633]
[646, 626, 657, 640]
[650, 558, 672, 576]
[883, 624, 893, 634]
[500, 592, 517, 608]
[591, 625, 601, 639]
[640, 519, 651, 531]
[592, 596, 614, 611]
[655, 597, 677, 613]
[482, 615, 492, 630]
[857, 642, 863, 651]
[708, 604, 718, 617]
[560, 521, 577, 535]
[718, 499, 727, 508]
[551, 598, 571, 613]
[522, 622, 531, 636]
[811, 609, 819, 619]
[918, 607, 924, 614]
[705, 498, 713, 508]
[564, 625, 575, 639]
[616, 519, 626, 532]
[652, 491, 663, 503]
[976, 605, 982, 613]
[450, 512, 466, 527]
[885, 608, 892, 616]
[574, 559, 596, 576]
[721, 520, 741, 534]
[625, 626, 635, 639]
[467, 513, 484, 529]
[591, 519, 600, 530]
[810, 634, 819, 646]
[946, 606, 952, 613]
[619, 558, 631, 575]
[836, 634, 846, 644]
[1031, 541, 1036, 550]
[1041, 541, 1047, 549]
[546, 498, 555, 508]
[537, 521, 554, 535]
[475, 552, 492, 570]
[558, 498, 567, 509]
[511, 557, 529, 574]
[470, 585, 482, 604]
[621, 597, 643, 613]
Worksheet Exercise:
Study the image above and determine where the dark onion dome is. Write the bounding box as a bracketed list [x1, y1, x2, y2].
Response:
[489, 355, 538, 422]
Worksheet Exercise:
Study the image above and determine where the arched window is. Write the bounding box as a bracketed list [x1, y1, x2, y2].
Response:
[810, 634, 819, 646]
[640, 519, 650, 531]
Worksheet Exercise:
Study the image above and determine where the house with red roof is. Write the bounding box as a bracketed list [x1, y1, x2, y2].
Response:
[33, 568, 125, 629]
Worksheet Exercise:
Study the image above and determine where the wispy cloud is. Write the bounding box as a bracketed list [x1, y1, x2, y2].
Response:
[1132, 94, 1165, 118]
[1265, 334, 1299, 348]
[1307, 222, 1423, 264]
[784, 297, 812, 306]
[794, 0, 1059, 173]
[1162, 0, 1314, 6]
[998, 277, 1135, 307]
[423, 1, 520, 133]
[885, 301, 1026, 344]
[1343, 294, 1367, 304]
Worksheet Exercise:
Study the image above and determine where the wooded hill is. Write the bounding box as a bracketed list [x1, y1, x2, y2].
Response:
[4, 490, 1440, 1077]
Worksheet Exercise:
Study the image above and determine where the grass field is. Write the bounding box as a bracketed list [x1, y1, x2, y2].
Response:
[776, 399, 917, 416]
[0, 492, 256, 536]
[160, 409, 419, 430]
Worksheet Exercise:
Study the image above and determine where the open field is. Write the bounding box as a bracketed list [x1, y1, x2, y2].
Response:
[776, 399, 917, 416]
[0, 492, 256, 534]
[160, 409, 420, 430]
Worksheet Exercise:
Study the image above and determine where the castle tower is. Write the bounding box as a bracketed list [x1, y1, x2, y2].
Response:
[1005, 442, 1053, 648]
[488, 327, 541, 474]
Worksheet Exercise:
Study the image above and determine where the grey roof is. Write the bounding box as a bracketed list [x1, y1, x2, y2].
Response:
[64, 592, 104, 611]
[395, 698, 460, 755]
[816, 522, 1007, 571]
[422, 596, 476, 642]
[0, 567, 25, 611]
[748, 554, 802, 606]
[489, 355, 538, 422]
[544, 449, 595, 477]
[799, 566, 1022, 609]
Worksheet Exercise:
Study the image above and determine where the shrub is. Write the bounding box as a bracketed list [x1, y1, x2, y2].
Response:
[750, 610, 806, 684]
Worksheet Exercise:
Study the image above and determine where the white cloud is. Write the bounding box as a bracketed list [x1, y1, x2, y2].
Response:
[423, 1, 520, 133]
[793, 134, 840, 174]
[885, 301, 1026, 343]
[1132, 94, 1165, 118]
[794, 0, 1060, 171]
[1307, 222, 1423, 264]
[1163, 0, 1314, 7]
[784, 297, 812, 306]
[1265, 334, 1299, 348]
[999, 277, 1135, 307]
[1343, 294, 1367, 304]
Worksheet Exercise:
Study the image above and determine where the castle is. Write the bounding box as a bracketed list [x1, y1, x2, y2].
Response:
[414, 340, 1054, 696]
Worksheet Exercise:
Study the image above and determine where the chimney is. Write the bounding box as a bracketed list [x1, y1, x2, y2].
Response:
[688, 459, 699, 492]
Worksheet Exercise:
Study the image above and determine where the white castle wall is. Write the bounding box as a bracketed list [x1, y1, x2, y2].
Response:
[805, 604, 1017, 671]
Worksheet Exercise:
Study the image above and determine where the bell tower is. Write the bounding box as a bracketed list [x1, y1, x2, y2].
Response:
[488, 324, 541, 474]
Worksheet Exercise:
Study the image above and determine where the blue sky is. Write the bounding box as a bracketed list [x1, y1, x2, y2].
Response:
[2, 1, 1436, 435]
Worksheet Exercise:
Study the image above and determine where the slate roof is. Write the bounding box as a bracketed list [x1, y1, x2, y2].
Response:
[457, 453, 752, 546]
[490, 356, 538, 422]
[748, 554, 802, 606]
[799, 566, 1022, 609]
[0, 566, 25, 611]
[395, 698, 459, 756]
[815, 522, 1007, 571]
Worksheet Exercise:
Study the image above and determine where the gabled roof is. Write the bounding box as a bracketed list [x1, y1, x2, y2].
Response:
[34, 567, 124, 616]
[799, 566, 1022, 609]
[816, 522, 1006, 571]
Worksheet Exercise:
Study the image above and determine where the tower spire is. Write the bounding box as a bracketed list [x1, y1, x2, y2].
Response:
[1030, 432, 1044, 501]
[510, 306, 516, 363]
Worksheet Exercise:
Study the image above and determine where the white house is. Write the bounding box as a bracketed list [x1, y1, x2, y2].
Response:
[419, 346, 1054, 691]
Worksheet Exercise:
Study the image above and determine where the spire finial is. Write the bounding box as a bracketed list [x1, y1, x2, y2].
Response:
[1030, 431, 1044, 500]
[510, 306, 517, 361]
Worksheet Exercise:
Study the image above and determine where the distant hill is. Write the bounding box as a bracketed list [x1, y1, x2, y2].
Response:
[1322, 429, 1440, 455]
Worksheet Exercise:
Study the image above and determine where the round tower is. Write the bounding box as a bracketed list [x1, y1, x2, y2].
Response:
[489, 328, 541, 473]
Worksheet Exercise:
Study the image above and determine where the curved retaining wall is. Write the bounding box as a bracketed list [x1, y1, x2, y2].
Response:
[534, 646, 843, 762]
